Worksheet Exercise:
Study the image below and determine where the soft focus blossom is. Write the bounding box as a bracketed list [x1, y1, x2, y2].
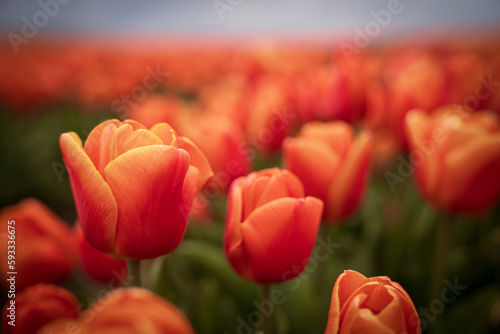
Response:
[0, 199, 78, 290]
[2, 284, 80, 334]
[40, 288, 195, 334]
[405, 105, 500, 214]
[283, 121, 372, 223]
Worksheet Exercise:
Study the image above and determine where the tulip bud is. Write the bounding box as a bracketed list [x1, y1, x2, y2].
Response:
[325, 270, 421, 334]
[283, 121, 372, 223]
[405, 105, 500, 214]
[0, 199, 78, 290]
[2, 284, 80, 334]
[40, 288, 195, 334]
[224, 168, 323, 283]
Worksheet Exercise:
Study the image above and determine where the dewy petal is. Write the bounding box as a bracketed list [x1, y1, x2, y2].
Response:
[177, 136, 214, 191]
[327, 131, 372, 221]
[240, 197, 322, 283]
[104, 145, 190, 259]
[60, 132, 118, 254]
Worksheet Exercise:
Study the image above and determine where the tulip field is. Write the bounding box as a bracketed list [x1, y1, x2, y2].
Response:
[0, 38, 500, 334]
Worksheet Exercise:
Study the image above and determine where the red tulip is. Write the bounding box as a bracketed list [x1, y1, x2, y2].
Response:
[40, 288, 195, 334]
[75, 224, 127, 284]
[405, 105, 500, 214]
[2, 283, 80, 334]
[325, 270, 421, 334]
[224, 168, 323, 283]
[60, 119, 213, 259]
[283, 121, 372, 223]
[0, 199, 78, 290]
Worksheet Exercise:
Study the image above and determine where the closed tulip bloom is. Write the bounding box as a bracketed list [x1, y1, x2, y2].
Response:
[60, 119, 213, 259]
[2, 284, 80, 334]
[40, 288, 195, 334]
[0, 199, 78, 290]
[325, 270, 421, 334]
[406, 106, 500, 214]
[224, 168, 323, 283]
[75, 224, 127, 284]
[283, 121, 372, 223]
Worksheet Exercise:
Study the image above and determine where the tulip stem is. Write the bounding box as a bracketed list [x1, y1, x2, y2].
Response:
[127, 259, 142, 287]
[258, 284, 272, 334]
[429, 214, 453, 334]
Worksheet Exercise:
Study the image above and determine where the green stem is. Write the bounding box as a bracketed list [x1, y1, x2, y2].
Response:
[259, 284, 272, 334]
[429, 214, 453, 333]
[127, 259, 142, 287]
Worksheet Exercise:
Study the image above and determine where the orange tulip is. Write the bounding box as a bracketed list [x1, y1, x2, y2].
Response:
[283, 121, 372, 223]
[181, 114, 251, 192]
[60, 119, 213, 259]
[40, 288, 195, 334]
[2, 283, 80, 334]
[405, 105, 500, 214]
[325, 270, 421, 334]
[224, 168, 323, 283]
[0, 199, 78, 290]
[75, 225, 127, 284]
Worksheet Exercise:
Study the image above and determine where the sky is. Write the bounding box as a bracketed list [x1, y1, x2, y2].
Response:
[0, 0, 499, 41]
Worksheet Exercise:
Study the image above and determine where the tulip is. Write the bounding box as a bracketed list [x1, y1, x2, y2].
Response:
[366, 49, 446, 149]
[127, 95, 185, 129]
[39, 288, 195, 334]
[75, 224, 127, 284]
[325, 270, 421, 334]
[60, 119, 213, 259]
[181, 114, 251, 192]
[283, 121, 372, 223]
[2, 283, 80, 334]
[405, 105, 500, 214]
[245, 76, 296, 153]
[224, 168, 323, 283]
[0, 199, 78, 290]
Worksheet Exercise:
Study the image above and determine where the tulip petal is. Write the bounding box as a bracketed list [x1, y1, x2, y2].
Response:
[283, 137, 340, 202]
[177, 136, 214, 191]
[240, 197, 322, 283]
[325, 270, 368, 334]
[327, 131, 372, 221]
[441, 134, 500, 212]
[406, 110, 439, 202]
[341, 293, 397, 334]
[150, 122, 177, 146]
[84, 119, 145, 170]
[300, 121, 354, 158]
[60, 132, 117, 254]
[104, 145, 191, 259]
[224, 178, 252, 279]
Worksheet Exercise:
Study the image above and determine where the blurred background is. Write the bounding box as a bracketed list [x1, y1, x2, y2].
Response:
[1, 0, 500, 333]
